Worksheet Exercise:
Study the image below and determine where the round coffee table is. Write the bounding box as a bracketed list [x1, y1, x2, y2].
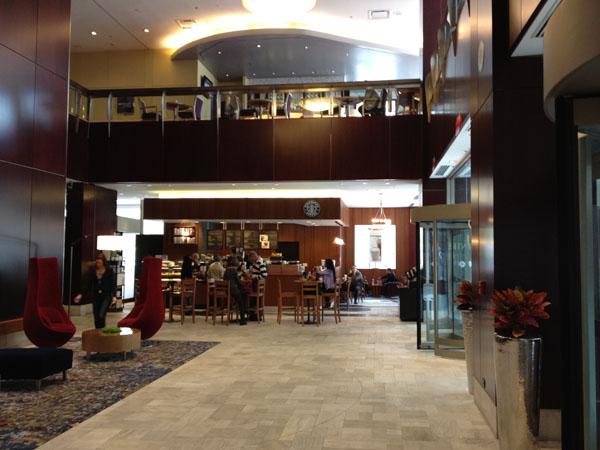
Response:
[82, 327, 141, 360]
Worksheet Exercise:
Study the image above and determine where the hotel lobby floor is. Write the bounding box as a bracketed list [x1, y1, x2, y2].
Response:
[38, 307, 499, 450]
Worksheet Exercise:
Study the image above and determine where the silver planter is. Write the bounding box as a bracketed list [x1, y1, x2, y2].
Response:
[461, 310, 474, 394]
[494, 334, 542, 450]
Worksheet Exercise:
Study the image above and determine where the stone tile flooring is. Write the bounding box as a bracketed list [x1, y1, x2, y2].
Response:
[38, 301, 500, 450]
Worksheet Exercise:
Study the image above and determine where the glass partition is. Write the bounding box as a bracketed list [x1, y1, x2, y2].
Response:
[418, 221, 435, 349]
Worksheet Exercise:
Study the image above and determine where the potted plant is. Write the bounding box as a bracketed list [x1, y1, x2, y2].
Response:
[488, 286, 550, 450]
[453, 280, 474, 394]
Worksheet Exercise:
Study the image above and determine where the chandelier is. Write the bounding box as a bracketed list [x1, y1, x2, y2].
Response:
[371, 194, 391, 225]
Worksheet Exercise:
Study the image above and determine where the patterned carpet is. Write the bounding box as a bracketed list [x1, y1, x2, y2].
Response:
[0, 338, 218, 449]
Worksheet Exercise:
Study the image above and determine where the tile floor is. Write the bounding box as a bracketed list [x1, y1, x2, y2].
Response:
[38, 301, 500, 450]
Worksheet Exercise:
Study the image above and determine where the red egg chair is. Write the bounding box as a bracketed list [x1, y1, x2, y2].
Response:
[23, 257, 76, 348]
[118, 257, 163, 339]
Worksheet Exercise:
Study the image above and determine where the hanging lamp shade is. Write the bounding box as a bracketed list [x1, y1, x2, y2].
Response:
[371, 195, 391, 225]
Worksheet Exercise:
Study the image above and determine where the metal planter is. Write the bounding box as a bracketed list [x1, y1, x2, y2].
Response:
[494, 334, 542, 450]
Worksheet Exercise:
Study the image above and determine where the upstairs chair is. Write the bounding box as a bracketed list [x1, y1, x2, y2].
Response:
[138, 98, 160, 121]
[24, 257, 76, 348]
[285, 92, 293, 118]
[321, 279, 341, 324]
[168, 278, 196, 324]
[300, 281, 320, 326]
[178, 96, 203, 120]
[247, 279, 266, 323]
[209, 280, 231, 326]
[193, 278, 209, 319]
[277, 279, 299, 324]
[118, 257, 164, 339]
[237, 96, 258, 119]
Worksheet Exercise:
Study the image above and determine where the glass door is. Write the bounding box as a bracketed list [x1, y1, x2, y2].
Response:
[578, 126, 600, 449]
[434, 220, 471, 358]
[418, 221, 435, 349]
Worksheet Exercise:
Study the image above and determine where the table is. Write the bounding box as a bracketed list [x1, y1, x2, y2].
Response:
[81, 327, 141, 360]
[247, 98, 272, 119]
[166, 102, 190, 120]
[333, 96, 362, 117]
[372, 280, 383, 297]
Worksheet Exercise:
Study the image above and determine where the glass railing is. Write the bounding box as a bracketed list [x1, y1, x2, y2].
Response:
[68, 79, 422, 124]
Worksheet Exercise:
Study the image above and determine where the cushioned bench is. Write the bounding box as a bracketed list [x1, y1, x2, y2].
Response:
[0, 347, 73, 390]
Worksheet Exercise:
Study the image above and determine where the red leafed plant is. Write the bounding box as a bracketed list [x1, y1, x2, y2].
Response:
[488, 287, 551, 338]
[453, 280, 473, 311]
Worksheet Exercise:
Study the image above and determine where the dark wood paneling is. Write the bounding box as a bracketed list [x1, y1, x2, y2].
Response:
[109, 122, 163, 182]
[470, 0, 493, 116]
[67, 115, 89, 181]
[0, 0, 38, 60]
[0, 162, 32, 321]
[331, 117, 389, 180]
[274, 118, 331, 180]
[88, 123, 110, 182]
[0, 318, 24, 335]
[164, 121, 218, 182]
[30, 171, 65, 264]
[0, 45, 35, 166]
[33, 66, 68, 175]
[471, 95, 496, 400]
[218, 119, 273, 181]
[389, 116, 423, 179]
[36, 0, 70, 79]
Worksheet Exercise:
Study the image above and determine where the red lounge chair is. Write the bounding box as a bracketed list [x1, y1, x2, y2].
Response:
[118, 257, 163, 339]
[23, 258, 76, 348]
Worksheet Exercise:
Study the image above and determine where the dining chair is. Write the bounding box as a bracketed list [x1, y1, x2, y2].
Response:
[247, 279, 266, 323]
[321, 279, 341, 324]
[178, 96, 203, 120]
[210, 280, 230, 326]
[193, 277, 208, 319]
[169, 278, 196, 324]
[340, 279, 351, 310]
[139, 98, 160, 121]
[205, 279, 215, 322]
[277, 279, 299, 324]
[300, 281, 320, 326]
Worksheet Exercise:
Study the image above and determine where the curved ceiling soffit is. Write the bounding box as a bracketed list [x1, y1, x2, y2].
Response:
[171, 28, 406, 61]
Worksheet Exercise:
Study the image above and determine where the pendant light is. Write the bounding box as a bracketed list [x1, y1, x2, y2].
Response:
[371, 194, 391, 225]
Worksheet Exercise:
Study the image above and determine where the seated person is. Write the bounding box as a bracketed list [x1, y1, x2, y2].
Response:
[207, 256, 225, 280]
[223, 258, 247, 325]
[359, 88, 387, 116]
[380, 268, 399, 297]
[220, 94, 238, 119]
[315, 259, 336, 307]
[347, 265, 363, 303]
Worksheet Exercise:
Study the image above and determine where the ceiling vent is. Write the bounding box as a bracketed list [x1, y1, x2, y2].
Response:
[433, 165, 451, 177]
[176, 19, 197, 29]
[368, 10, 390, 20]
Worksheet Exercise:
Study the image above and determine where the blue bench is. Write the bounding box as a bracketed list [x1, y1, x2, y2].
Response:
[0, 348, 73, 390]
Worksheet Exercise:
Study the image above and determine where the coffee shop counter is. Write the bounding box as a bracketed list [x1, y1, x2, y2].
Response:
[265, 264, 303, 306]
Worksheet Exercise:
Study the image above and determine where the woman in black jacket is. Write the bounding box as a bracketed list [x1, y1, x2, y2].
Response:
[223, 258, 247, 325]
[74, 253, 117, 328]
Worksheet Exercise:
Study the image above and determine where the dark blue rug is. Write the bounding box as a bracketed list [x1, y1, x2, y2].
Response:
[0, 339, 218, 449]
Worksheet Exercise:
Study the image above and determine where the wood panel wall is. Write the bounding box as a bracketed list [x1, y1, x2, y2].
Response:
[81, 116, 423, 183]
[0, 0, 70, 323]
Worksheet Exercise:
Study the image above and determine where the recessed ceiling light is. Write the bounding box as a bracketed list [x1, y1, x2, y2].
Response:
[272, 72, 276, 75]
[126, 185, 132, 187]
[256, 44, 261, 48]
[311, 71, 315, 74]
[362, 182, 367, 185]
[252, 72, 256, 76]
[119, 193, 124, 195]
[304, 45, 309, 50]
[242, 0, 316, 15]
[91, 31, 97, 35]
[218, 51, 222, 55]
[226, 74, 230, 77]
[398, 91, 402, 95]
[385, 182, 390, 185]
[253, 183, 258, 186]
[143, 28, 150, 33]
[345, 53, 349, 56]
[291, 71, 295, 75]
[232, 183, 236, 186]
[147, 184, 152, 187]
[449, 160, 457, 164]
[331, 70, 335, 73]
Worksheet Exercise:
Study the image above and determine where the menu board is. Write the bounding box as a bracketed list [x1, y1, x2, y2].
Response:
[207, 230, 224, 249]
[264, 230, 278, 249]
[243, 230, 259, 249]
[225, 230, 242, 248]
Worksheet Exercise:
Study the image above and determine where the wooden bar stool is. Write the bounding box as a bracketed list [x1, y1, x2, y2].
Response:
[247, 279, 266, 323]
[169, 278, 196, 324]
[321, 279, 341, 324]
[210, 280, 230, 326]
[277, 280, 299, 324]
[300, 281, 320, 326]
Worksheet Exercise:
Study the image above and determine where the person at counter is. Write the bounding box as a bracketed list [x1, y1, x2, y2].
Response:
[248, 251, 268, 280]
[315, 258, 336, 298]
[348, 265, 363, 303]
[380, 268, 399, 297]
[207, 256, 225, 280]
[181, 255, 194, 280]
[223, 258, 247, 325]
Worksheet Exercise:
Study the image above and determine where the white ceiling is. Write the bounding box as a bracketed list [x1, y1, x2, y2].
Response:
[103, 179, 422, 209]
[70, 0, 423, 81]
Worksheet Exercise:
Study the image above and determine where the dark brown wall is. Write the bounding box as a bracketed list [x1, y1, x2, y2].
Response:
[0, 0, 70, 322]
[80, 116, 423, 183]
[64, 183, 117, 304]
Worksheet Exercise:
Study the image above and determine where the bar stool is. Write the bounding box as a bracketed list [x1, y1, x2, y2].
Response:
[321, 279, 341, 324]
[169, 278, 196, 324]
[300, 281, 320, 326]
[277, 279, 299, 324]
[247, 279, 266, 323]
[210, 280, 230, 326]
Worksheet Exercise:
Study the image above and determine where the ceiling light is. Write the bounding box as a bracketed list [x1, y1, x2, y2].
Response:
[333, 237, 345, 245]
[176, 19, 197, 29]
[311, 71, 315, 74]
[242, 0, 317, 16]
[449, 160, 457, 164]
[272, 72, 276, 75]
[226, 74, 230, 77]
[257, 44, 261, 48]
[362, 182, 367, 185]
[368, 10, 390, 20]
[143, 28, 150, 33]
[291, 71, 295, 75]
[90, 31, 97, 35]
[252, 73, 256, 76]
[218, 51, 222, 55]
[305, 46, 309, 50]
[345, 53, 349, 56]
[331, 70, 335, 73]
[371, 194, 392, 225]
[385, 182, 390, 185]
